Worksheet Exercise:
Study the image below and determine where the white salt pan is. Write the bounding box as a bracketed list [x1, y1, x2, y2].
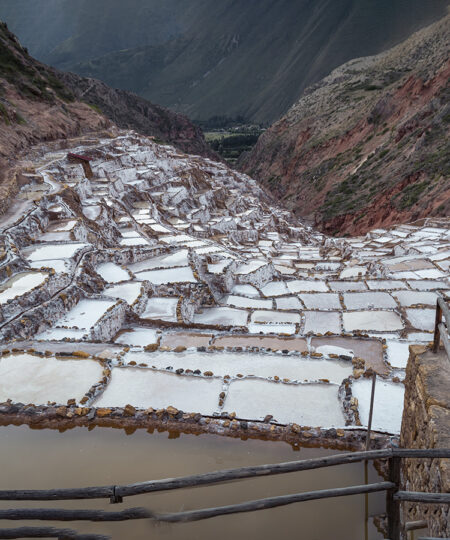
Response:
[114, 328, 159, 347]
[104, 282, 142, 305]
[95, 369, 221, 415]
[194, 307, 248, 327]
[224, 379, 345, 426]
[141, 297, 179, 321]
[97, 262, 131, 283]
[352, 378, 404, 433]
[25, 243, 88, 261]
[343, 311, 404, 332]
[136, 266, 196, 284]
[0, 272, 47, 304]
[123, 350, 352, 382]
[0, 353, 103, 405]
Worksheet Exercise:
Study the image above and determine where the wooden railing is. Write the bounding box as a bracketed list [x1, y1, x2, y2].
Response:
[433, 296, 450, 358]
[0, 448, 449, 539]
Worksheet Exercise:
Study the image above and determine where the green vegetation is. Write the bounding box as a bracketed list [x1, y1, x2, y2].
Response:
[85, 102, 102, 115]
[203, 122, 264, 164]
[398, 181, 430, 209]
[15, 111, 26, 124]
[0, 101, 9, 123]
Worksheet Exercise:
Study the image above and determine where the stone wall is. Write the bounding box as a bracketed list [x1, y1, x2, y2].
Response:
[400, 345, 450, 537]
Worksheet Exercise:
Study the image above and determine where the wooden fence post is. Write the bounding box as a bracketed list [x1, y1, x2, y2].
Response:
[387, 456, 402, 540]
[433, 299, 442, 353]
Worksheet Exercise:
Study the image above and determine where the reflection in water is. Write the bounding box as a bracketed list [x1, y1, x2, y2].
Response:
[0, 425, 384, 539]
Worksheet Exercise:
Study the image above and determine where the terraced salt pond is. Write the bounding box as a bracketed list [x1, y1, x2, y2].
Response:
[23, 242, 89, 261]
[0, 271, 47, 303]
[95, 369, 223, 414]
[121, 350, 353, 382]
[0, 353, 103, 404]
[352, 378, 405, 434]
[97, 262, 131, 283]
[225, 379, 345, 426]
[36, 299, 117, 339]
[135, 266, 196, 284]
[0, 131, 448, 444]
[105, 282, 142, 304]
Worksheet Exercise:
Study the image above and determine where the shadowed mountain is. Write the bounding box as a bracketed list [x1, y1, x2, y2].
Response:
[0, 0, 447, 123]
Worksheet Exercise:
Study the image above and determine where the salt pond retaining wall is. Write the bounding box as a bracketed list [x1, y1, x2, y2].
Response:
[400, 345, 450, 537]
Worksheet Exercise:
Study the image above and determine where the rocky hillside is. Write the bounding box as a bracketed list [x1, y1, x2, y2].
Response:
[0, 0, 447, 123]
[0, 22, 110, 158]
[0, 21, 212, 167]
[241, 14, 450, 235]
[57, 71, 215, 158]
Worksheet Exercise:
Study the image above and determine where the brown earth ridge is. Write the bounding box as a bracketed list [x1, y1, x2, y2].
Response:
[240, 14, 450, 236]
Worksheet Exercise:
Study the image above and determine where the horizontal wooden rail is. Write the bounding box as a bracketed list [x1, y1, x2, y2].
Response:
[1, 448, 449, 502]
[394, 491, 450, 504]
[0, 483, 394, 524]
[117, 449, 394, 498]
[0, 486, 115, 502]
[156, 481, 395, 523]
[0, 508, 152, 522]
[0, 527, 109, 539]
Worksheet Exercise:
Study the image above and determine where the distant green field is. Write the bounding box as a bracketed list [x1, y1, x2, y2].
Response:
[204, 128, 264, 164]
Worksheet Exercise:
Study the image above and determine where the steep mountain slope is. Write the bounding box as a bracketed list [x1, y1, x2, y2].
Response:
[57, 72, 215, 158]
[240, 15, 450, 235]
[0, 0, 447, 123]
[0, 21, 108, 168]
[0, 21, 212, 163]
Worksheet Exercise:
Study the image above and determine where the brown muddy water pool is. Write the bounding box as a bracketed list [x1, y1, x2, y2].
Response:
[0, 425, 385, 539]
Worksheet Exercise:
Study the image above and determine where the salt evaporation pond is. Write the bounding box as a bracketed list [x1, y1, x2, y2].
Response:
[54, 299, 116, 329]
[194, 306, 249, 326]
[247, 322, 296, 334]
[135, 266, 196, 284]
[29, 259, 70, 273]
[141, 297, 179, 321]
[24, 242, 89, 261]
[97, 262, 131, 283]
[352, 378, 405, 433]
[37, 299, 117, 340]
[251, 310, 301, 324]
[0, 271, 47, 303]
[225, 379, 345, 426]
[95, 369, 223, 414]
[122, 350, 353, 382]
[0, 426, 384, 539]
[128, 249, 189, 272]
[114, 328, 160, 347]
[0, 353, 102, 404]
[225, 295, 272, 309]
[104, 282, 142, 304]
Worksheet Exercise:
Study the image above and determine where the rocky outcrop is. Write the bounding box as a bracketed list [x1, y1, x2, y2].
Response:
[240, 15, 450, 236]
